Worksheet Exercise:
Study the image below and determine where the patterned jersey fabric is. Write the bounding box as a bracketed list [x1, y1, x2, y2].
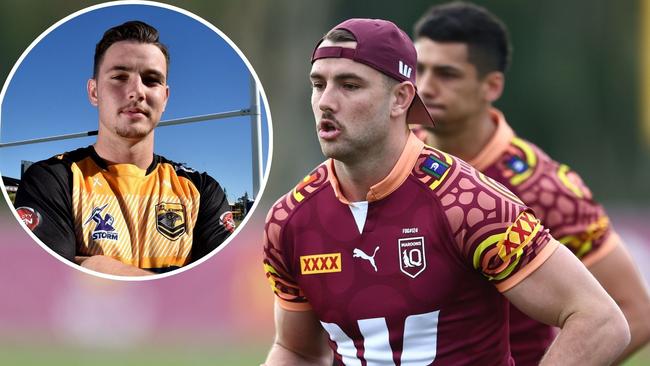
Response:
[15, 146, 234, 273]
[263, 133, 558, 365]
[466, 109, 618, 365]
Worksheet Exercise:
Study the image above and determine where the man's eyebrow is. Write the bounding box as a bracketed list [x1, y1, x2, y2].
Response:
[431, 64, 463, 75]
[106, 65, 166, 81]
[333, 73, 364, 82]
[107, 65, 133, 73]
[142, 69, 166, 81]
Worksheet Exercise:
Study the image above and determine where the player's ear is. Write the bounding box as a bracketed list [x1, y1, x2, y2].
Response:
[482, 71, 504, 103]
[87, 78, 98, 106]
[390, 81, 415, 119]
[162, 85, 170, 112]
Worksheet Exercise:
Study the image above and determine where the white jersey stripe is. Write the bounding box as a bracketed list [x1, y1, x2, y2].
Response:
[358, 317, 395, 365]
[321, 321, 362, 366]
[400, 310, 439, 365]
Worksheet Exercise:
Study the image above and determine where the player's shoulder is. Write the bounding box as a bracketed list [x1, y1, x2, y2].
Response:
[45, 145, 94, 165]
[415, 144, 523, 205]
[156, 154, 199, 176]
[23, 146, 94, 178]
[266, 160, 331, 227]
[416, 145, 528, 233]
[155, 153, 222, 190]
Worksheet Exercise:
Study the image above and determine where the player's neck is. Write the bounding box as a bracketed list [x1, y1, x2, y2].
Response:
[94, 133, 155, 170]
[334, 129, 409, 202]
[427, 111, 496, 162]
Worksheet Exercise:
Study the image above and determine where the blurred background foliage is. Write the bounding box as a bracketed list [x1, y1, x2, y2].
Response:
[2, 0, 647, 209]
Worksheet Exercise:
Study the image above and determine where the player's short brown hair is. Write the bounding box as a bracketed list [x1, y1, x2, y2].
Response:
[324, 28, 357, 43]
[93, 20, 169, 78]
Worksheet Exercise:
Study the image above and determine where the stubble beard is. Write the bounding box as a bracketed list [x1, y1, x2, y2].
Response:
[320, 124, 388, 166]
[115, 124, 154, 139]
[114, 116, 158, 139]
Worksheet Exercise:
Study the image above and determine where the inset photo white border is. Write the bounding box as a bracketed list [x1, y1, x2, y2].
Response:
[0, 0, 274, 281]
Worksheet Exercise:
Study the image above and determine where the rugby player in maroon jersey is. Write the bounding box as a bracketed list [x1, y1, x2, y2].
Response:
[262, 17, 629, 365]
[411, 3, 650, 364]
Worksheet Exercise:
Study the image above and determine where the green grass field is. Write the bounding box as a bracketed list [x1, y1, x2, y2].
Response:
[1, 342, 648, 365]
[623, 347, 650, 366]
[0, 342, 268, 366]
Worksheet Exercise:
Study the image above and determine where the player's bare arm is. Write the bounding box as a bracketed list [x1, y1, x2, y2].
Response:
[589, 238, 650, 363]
[505, 244, 630, 365]
[264, 301, 332, 366]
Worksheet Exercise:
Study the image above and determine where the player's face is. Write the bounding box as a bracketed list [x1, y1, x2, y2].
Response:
[415, 38, 487, 130]
[88, 41, 169, 140]
[310, 41, 393, 162]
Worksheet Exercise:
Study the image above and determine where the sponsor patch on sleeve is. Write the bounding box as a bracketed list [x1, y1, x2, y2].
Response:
[420, 156, 449, 179]
[507, 155, 528, 174]
[16, 207, 41, 231]
[220, 211, 236, 233]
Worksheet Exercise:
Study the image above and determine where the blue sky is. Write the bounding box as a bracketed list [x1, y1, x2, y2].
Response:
[0, 3, 270, 203]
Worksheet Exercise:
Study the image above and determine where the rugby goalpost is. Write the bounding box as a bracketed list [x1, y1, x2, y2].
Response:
[0, 75, 265, 199]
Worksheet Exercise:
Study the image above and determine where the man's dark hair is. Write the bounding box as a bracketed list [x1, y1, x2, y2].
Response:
[93, 20, 169, 78]
[414, 2, 511, 77]
[324, 28, 357, 43]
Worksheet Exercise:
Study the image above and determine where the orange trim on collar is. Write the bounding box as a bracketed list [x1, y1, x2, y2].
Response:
[327, 132, 425, 204]
[327, 159, 350, 205]
[468, 108, 515, 171]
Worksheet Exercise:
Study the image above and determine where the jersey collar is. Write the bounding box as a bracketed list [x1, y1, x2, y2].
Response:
[468, 108, 515, 171]
[327, 132, 424, 204]
[89, 145, 160, 176]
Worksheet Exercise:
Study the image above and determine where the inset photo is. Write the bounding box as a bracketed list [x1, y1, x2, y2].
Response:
[0, 1, 272, 279]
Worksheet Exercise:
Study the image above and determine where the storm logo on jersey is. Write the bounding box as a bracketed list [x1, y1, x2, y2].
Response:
[84, 203, 119, 241]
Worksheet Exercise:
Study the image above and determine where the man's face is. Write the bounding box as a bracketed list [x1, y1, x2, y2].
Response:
[310, 40, 393, 162]
[88, 41, 169, 140]
[415, 38, 487, 129]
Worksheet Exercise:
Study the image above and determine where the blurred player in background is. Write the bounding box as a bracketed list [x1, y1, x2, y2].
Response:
[14, 21, 234, 276]
[412, 2, 650, 364]
[262, 17, 629, 365]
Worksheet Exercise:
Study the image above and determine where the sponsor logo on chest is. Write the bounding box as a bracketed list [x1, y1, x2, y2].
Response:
[300, 253, 342, 275]
[353, 246, 380, 271]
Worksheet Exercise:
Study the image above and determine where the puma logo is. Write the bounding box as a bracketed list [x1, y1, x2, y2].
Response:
[353, 246, 380, 272]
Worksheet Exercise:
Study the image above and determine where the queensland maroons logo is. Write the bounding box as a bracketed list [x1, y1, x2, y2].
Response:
[156, 202, 187, 241]
[84, 203, 119, 241]
[399, 236, 426, 278]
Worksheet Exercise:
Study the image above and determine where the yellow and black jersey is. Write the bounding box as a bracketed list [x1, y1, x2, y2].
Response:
[14, 146, 235, 273]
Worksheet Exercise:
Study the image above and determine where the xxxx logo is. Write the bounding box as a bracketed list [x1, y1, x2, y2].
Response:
[499, 211, 541, 259]
[300, 253, 342, 275]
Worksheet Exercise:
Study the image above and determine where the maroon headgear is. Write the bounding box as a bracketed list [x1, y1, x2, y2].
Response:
[312, 18, 435, 126]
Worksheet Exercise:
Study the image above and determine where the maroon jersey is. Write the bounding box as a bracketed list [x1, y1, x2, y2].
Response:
[466, 109, 619, 365]
[263, 133, 559, 365]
